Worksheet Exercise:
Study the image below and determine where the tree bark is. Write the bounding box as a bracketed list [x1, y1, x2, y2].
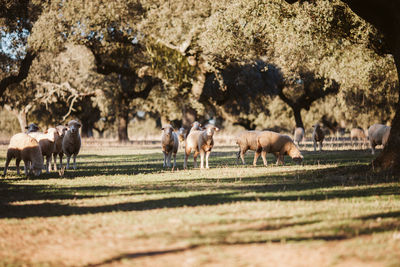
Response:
[81, 123, 94, 138]
[293, 107, 304, 129]
[117, 115, 129, 142]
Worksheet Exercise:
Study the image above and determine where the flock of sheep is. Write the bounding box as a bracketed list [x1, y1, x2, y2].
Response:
[162, 122, 391, 170]
[2, 118, 391, 177]
[2, 120, 81, 177]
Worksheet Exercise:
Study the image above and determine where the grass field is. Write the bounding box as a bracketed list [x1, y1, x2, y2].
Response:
[0, 144, 399, 267]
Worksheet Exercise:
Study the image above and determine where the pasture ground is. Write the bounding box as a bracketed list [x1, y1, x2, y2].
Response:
[0, 144, 399, 267]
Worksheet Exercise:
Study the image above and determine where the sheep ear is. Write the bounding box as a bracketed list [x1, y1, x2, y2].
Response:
[78, 123, 82, 128]
[214, 127, 220, 132]
[161, 127, 164, 130]
[44, 130, 48, 134]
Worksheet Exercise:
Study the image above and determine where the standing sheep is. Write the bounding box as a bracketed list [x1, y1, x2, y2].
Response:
[368, 123, 391, 155]
[3, 133, 44, 177]
[184, 124, 219, 169]
[52, 125, 68, 170]
[62, 120, 81, 170]
[256, 131, 303, 166]
[293, 127, 305, 146]
[25, 123, 39, 133]
[312, 124, 325, 152]
[235, 130, 261, 165]
[350, 127, 367, 147]
[161, 124, 179, 169]
[28, 128, 58, 173]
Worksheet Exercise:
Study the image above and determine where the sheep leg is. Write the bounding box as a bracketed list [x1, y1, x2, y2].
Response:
[205, 151, 211, 169]
[52, 153, 57, 171]
[313, 140, 317, 152]
[45, 155, 51, 173]
[319, 141, 323, 152]
[193, 151, 199, 168]
[172, 153, 177, 169]
[184, 148, 191, 169]
[167, 151, 172, 168]
[59, 154, 63, 169]
[3, 157, 11, 177]
[261, 150, 268, 167]
[23, 160, 29, 176]
[15, 158, 21, 175]
[240, 147, 247, 165]
[163, 151, 167, 168]
[236, 149, 241, 165]
[66, 156, 70, 170]
[73, 154, 77, 170]
[200, 150, 205, 169]
[253, 150, 261, 166]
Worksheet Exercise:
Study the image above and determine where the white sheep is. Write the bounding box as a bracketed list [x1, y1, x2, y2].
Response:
[293, 127, 305, 146]
[51, 125, 68, 170]
[256, 131, 303, 166]
[62, 120, 82, 170]
[161, 124, 179, 169]
[312, 124, 325, 152]
[25, 123, 39, 133]
[184, 124, 219, 169]
[28, 128, 58, 173]
[368, 123, 391, 155]
[3, 133, 44, 177]
[235, 130, 261, 165]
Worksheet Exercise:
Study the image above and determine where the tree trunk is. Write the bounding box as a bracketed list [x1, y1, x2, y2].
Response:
[293, 107, 304, 129]
[372, 47, 400, 171]
[117, 115, 129, 142]
[181, 107, 197, 128]
[81, 123, 94, 138]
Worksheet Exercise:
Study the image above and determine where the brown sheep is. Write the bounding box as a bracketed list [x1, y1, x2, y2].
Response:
[62, 120, 82, 170]
[52, 125, 68, 171]
[256, 131, 303, 166]
[293, 127, 305, 146]
[184, 124, 219, 169]
[312, 124, 325, 152]
[235, 130, 261, 165]
[28, 128, 58, 173]
[3, 133, 44, 177]
[350, 127, 367, 147]
[161, 124, 179, 169]
[368, 123, 391, 155]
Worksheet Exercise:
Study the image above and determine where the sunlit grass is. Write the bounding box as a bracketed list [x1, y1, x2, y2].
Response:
[0, 145, 399, 266]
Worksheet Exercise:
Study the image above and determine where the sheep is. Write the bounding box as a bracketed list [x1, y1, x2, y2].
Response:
[256, 131, 303, 166]
[235, 130, 261, 165]
[51, 125, 68, 171]
[3, 133, 44, 177]
[293, 127, 305, 146]
[161, 124, 179, 169]
[25, 123, 39, 133]
[62, 120, 82, 170]
[350, 127, 367, 147]
[184, 124, 219, 169]
[178, 127, 186, 143]
[312, 124, 325, 152]
[28, 128, 58, 173]
[368, 123, 391, 155]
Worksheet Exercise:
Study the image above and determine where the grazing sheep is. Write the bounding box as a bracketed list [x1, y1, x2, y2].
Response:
[62, 120, 81, 170]
[28, 128, 58, 173]
[256, 131, 303, 166]
[235, 130, 261, 165]
[368, 123, 391, 155]
[350, 127, 367, 147]
[312, 124, 325, 152]
[3, 133, 44, 177]
[184, 124, 219, 169]
[25, 123, 39, 133]
[161, 124, 179, 169]
[51, 125, 68, 171]
[293, 127, 305, 146]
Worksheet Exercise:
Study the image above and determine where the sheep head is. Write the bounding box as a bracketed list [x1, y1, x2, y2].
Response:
[66, 120, 82, 134]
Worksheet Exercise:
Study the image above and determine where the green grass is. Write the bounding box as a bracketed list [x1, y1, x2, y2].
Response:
[0, 145, 399, 267]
